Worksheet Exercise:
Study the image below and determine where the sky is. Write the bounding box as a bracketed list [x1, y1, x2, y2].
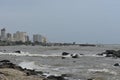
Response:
[0, 0, 120, 44]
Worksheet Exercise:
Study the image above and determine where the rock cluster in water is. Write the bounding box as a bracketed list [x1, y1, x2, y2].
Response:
[62, 52, 80, 59]
[0, 60, 66, 80]
[97, 50, 120, 58]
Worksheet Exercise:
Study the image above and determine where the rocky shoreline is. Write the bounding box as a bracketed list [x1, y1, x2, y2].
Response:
[0, 60, 66, 80]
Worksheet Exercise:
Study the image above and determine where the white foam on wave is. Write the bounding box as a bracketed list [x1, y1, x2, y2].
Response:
[18, 61, 40, 70]
[84, 54, 105, 57]
[88, 68, 117, 75]
[0, 51, 106, 58]
[0, 52, 61, 57]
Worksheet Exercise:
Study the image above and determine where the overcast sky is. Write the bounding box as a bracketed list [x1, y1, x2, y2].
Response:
[0, 0, 120, 44]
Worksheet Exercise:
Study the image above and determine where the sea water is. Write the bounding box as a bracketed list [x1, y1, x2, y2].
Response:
[0, 45, 120, 80]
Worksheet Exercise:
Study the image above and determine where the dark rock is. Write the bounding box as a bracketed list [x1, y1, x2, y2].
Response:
[97, 53, 104, 56]
[87, 79, 93, 80]
[14, 50, 21, 53]
[0, 60, 10, 63]
[61, 74, 72, 77]
[71, 54, 79, 58]
[114, 63, 119, 66]
[36, 71, 43, 75]
[24, 69, 38, 76]
[61, 57, 66, 59]
[79, 54, 84, 55]
[62, 52, 70, 56]
[106, 50, 116, 54]
[14, 66, 24, 71]
[98, 50, 120, 58]
[0, 60, 43, 76]
[46, 75, 65, 80]
[0, 60, 16, 68]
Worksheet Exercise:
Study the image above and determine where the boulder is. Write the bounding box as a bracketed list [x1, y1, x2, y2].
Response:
[14, 50, 21, 53]
[98, 50, 120, 58]
[62, 52, 70, 56]
[46, 75, 65, 80]
[61, 57, 66, 59]
[0, 60, 43, 76]
[0, 60, 10, 63]
[114, 63, 119, 66]
[71, 54, 79, 58]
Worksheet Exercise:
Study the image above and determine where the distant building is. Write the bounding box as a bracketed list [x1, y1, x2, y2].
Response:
[33, 34, 41, 42]
[13, 31, 28, 42]
[41, 36, 47, 43]
[6, 33, 12, 41]
[1, 28, 6, 41]
[25, 35, 30, 42]
[33, 34, 47, 43]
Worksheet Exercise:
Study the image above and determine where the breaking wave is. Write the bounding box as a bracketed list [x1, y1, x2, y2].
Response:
[0, 52, 61, 57]
[88, 68, 117, 75]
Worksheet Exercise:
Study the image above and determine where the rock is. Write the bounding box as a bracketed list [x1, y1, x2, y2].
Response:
[0, 60, 16, 68]
[14, 50, 21, 53]
[98, 50, 120, 58]
[24, 69, 37, 76]
[61, 73, 72, 77]
[96, 53, 104, 56]
[71, 54, 79, 58]
[61, 57, 66, 59]
[0, 60, 10, 63]
[114, 63, 119, 66]
[0, 60, 43, 76]
[79, 54, 84, 55]
[62, 52, 70, 56]
[87, 78, 93, 80]
[0, 68, 44, 80]
[46, 75, 65, 80]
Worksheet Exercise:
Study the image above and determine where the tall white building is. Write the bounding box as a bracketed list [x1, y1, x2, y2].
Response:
[13, 31, 28, 42]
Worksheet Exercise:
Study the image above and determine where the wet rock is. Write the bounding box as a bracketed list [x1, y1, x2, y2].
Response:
[14, 50, 21, 53]
[71, 54, 79, 58]
[61, 57, 66, 59]
[46, 75, 66, 80]
[87, 79, 93, 80]
[0, 60, 43, 76]
[0, 60, 16, 68]
[0, 60, 10, 63]
[98, 50, 120, 58]
[79, 54, 84, 55]
[62, 52, 70, 56]
[114, 63, 119, 66]
[97, 53, 104, 56]
[61, 73, 72, 77]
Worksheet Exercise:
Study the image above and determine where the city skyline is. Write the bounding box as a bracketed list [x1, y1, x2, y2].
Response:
[0, 28, 47, 43]
[0, 0, 120, 44]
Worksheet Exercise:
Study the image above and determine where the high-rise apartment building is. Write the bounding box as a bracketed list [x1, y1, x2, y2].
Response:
[6, 33, 12, 41]
[33, 34, 47, 43]
[13, 31, 27, 42]
[1, 28, 6, 41]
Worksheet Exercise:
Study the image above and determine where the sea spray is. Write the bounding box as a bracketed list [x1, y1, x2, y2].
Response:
[19, 61, 40, 70]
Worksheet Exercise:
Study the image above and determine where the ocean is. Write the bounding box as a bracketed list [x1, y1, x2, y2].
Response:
[0, 45, 120, 80]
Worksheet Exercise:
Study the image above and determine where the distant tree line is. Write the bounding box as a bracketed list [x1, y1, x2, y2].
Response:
[0, 40, 96, 47]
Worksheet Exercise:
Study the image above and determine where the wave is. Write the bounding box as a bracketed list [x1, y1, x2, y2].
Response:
[88, 68, 117, 75]
[18, 61, 40, 70]
[0, 52, 105, 58]
[0, 52, 61, 57]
